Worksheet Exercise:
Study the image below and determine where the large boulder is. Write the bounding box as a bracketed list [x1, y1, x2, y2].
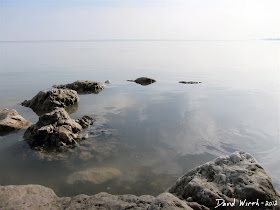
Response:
[23, 107, 93, 152]
[53, 80, 105, 94]
[22, 89, 79, 115]
[128, 77, 156, 86]
[169, 151, 280, 209]
[0, 109, 31, 135]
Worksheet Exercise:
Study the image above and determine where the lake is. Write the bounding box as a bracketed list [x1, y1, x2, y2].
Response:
[0, 40, 279, 197]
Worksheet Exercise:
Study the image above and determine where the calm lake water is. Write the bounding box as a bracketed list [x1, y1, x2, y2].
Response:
[0, 40, 279, 196]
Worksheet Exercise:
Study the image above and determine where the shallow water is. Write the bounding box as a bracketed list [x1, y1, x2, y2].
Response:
[0, 40, 279, 196]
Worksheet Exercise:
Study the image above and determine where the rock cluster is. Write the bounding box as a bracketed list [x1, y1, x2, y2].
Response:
[22, 89, 79, 115]
[128, 77, 156, 86]
[0, 109, 31, 135]
[1, 151, 279, 209]
[53, 80, 105, 94]
[23, 107, 93, 152]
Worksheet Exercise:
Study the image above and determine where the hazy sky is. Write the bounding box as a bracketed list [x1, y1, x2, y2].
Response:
[0, 0, 279, 40]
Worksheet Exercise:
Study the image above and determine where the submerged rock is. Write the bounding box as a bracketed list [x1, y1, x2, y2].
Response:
[67, 167, 122, 185]
[0, 109, 31, 135]
[179, 81, 202, 84]
[169, 151, 280, 209]
[23, 107, 93, 152]
[53, 80, 105, 94]
[128, 77, 156, 86]
[22, 89, 79, 115]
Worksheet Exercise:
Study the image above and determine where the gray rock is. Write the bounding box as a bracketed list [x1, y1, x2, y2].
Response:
[23, 107, 93, 152]
[0, 185, 192, 210]
[179, 81, 202, 84]
[62, 193, 155, 210]
[105, 80, 111, 84]
[22, 89, 79, 115]
[0, 109, 31, 136]
[53, 80, 105, 94]
[0, 185, 69, 210]
[128, 77, 156, 86]
[149, 193, 193, 210]
[169, 151, 280, 209]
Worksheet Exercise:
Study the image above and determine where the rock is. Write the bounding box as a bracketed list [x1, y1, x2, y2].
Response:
[75, 116, 94, 129]
[0, 109, 31, 135]
[105, 80, 111, 84]
[23, 107, 93, 152]
[169, 151, 280, 209]
[66, 167, 122, 185]
[179, 81, 202, 84]
[22, 89, 79, 115]
[0, 185, 69, 210]
[149, 193, 193, 210]
[128, 77, 156, 86]
[0, 185, 192, 210]
[53, 80, 105, 94]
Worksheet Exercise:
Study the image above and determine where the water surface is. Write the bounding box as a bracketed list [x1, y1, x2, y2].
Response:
[0, 40, 279, 196]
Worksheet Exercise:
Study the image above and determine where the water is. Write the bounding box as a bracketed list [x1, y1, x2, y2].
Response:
[0, 40, 279, 196]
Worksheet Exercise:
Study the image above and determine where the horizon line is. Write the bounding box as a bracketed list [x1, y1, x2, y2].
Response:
[0, 39, 254, 43]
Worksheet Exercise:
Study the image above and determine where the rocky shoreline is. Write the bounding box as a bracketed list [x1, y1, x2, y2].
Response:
[1, 151, 279, 209]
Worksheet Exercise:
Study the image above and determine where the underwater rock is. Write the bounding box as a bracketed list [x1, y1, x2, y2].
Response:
[53, 80, 105, 94]
[0, 109, 31, 136]
[21, 89, 79, 115]
[23, 107, 93, 152]
[127, 77, 156, 86]
[67, 167, 122, 185]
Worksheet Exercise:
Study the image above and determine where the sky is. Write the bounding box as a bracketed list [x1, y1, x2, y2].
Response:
[0, 0, 279, 40]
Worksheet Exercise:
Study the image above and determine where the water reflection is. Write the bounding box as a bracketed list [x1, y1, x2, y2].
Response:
[0, 41, 279, 197]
